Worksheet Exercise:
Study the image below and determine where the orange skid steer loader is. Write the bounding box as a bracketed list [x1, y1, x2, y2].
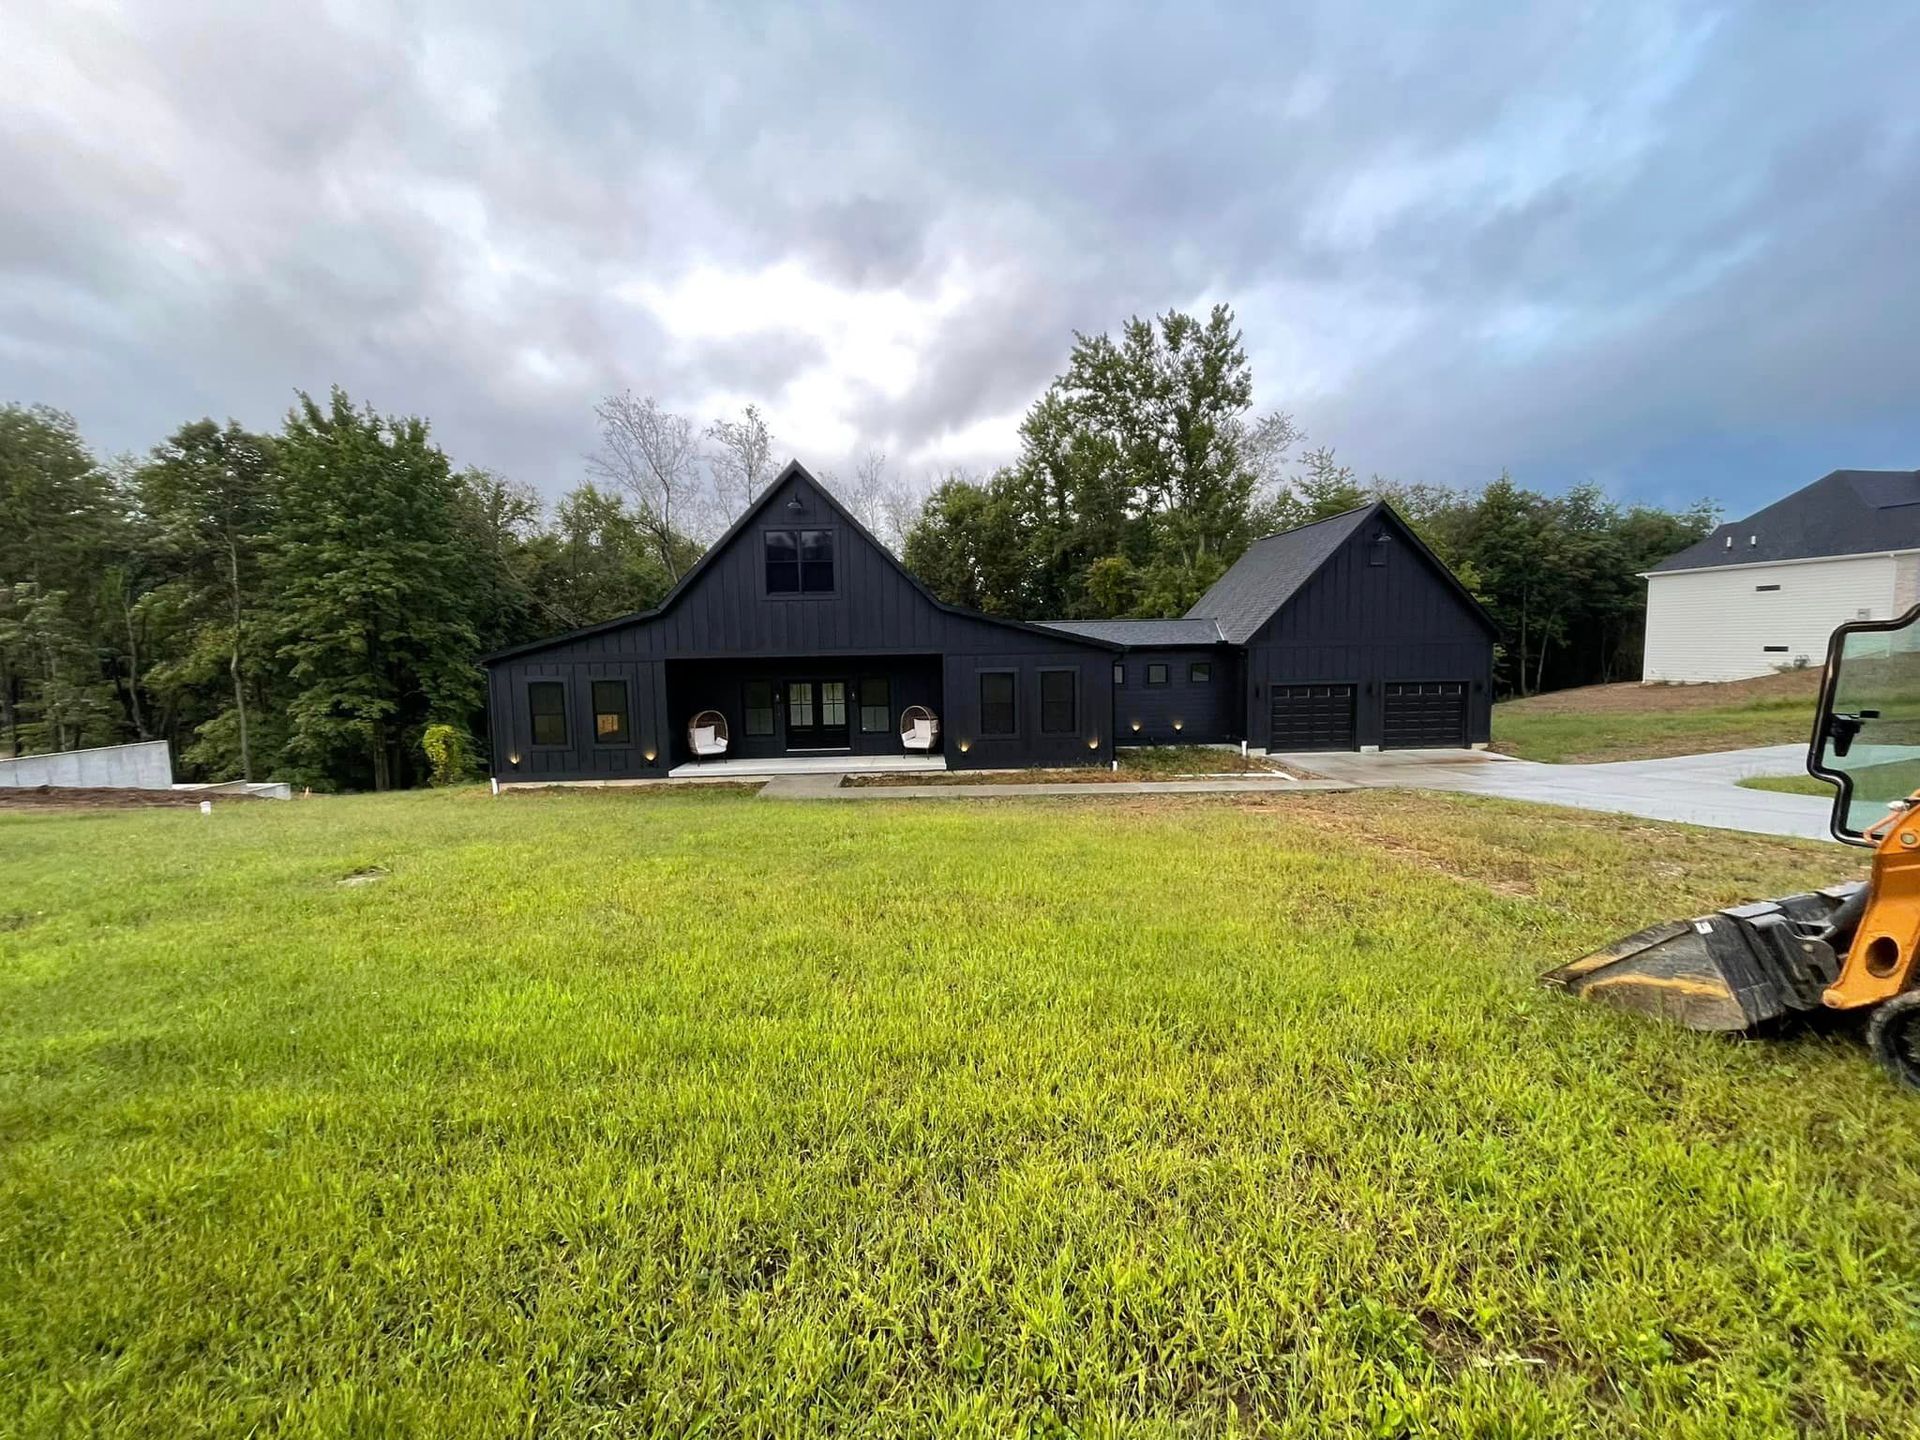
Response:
[1542, 606, 1920, 1090]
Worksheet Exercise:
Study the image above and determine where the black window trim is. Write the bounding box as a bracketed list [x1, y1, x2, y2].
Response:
[1038, 666, 1078, 736]
[589, 676, 632, 747]
[761, 525, 838, 598]
[858, 676, 891, 734]
[1145, 662, 1169, 687]
[978, 668, 1019, 738]
[1113, 661, 1126, 686]
[526, 677, 570, 750]
[1189, 661, 1212, 684]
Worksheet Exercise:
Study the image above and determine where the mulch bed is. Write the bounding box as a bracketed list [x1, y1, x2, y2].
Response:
[0, 785, 266, 810]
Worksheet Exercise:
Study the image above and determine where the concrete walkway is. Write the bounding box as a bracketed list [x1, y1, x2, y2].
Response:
[1277, 743, 1837, 842]
[760, 774, 1354, 801]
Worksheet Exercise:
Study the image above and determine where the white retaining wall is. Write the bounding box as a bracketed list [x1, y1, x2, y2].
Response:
[0, 739, 174, 790]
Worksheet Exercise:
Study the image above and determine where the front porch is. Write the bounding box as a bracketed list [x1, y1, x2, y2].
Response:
[667, 753, 946, 779]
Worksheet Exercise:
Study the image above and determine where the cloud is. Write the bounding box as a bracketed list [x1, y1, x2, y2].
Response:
[1, 0, 1916, 514]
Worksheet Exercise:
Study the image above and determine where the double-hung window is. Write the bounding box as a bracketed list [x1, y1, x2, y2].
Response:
[528, 681, 568, 747]
[592, 680, 630, 743]
[1039, 670, 1077, 735]
[979, 672, 1017, 736]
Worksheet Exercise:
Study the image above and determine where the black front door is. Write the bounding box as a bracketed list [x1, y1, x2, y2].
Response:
[785, 680, 851, 750]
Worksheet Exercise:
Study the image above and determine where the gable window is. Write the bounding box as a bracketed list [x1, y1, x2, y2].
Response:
[764, 530, 799, 592]
[979, 671, 1017, 736]
[1755, 584, 1781, 592]
[592, 680, 630, 744]
[528, 681, 568, 747]
[1190, 662, 1211, 684]
[1146, 663, 1169, 687]
[744, 681, 775, 737]
[765, 528, 835, 593]
[1763, 645, 1789, 653]
[859, 677, 890, 733]
[1040, 669, 1077, 735]
[1113, 662, 1126, 686]
[800, 529, 834, 592]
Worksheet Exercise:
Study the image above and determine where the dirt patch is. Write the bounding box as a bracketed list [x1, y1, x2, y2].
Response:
[337, 867, 390, 887]
[1498, 669, 1820, 717]
[0, 785, 267, 811]
[848, 759, 1307, 787]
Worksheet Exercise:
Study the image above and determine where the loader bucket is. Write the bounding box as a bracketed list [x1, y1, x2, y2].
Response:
[1541, 885, 1863, 1034]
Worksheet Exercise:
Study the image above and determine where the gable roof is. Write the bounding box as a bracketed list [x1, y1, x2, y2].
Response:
[1185, 500, 1497, 643]
[1035, 617, 1224, 646]
[1183, 505, 1376, 643]
[1649, 468, 1920, 573]
[480, 460, 1120, 664]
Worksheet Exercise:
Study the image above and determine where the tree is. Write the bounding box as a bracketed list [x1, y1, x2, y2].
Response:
[588, 393, 709, 580]
[0, 405, 120, 755]
[135, 420, 278, 778]
[832, 450, 920, 554]
[706, 403, 777, 524]
[902, 471, 1031, 615]
[528, 483, 692, 625]
[272, 389, 481, 790]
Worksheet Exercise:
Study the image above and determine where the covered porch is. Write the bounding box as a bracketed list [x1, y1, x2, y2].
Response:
[664, 654, 945, 770]
[666, 752, 945, 779]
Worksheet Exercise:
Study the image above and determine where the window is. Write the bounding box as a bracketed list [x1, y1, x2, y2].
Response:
[979, 671, 1017, 736]
[1146, 663, 1169, 686]
[764, 528, 835, 593]
[1190, 662, 1211, 684]
[1755, 584, 1782, 592]
[592, 680, 630, 744]
[789, 682, 815, 729]
[744, 681, 775, 737]
[859, 677, 890, 733]
[800, 529, 834, 592]
[820, 680, 847, 729]
[1763, 645, 1789, 653]
[528, 681, 568, 747]
[1040, 669, 1077, 735]
[1113, 662, 1126, 686]
[764, 530, 799, 592]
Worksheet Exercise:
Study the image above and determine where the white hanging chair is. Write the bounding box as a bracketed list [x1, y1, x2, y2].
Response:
[687, 710, 730, 760]
[899, 705, 940, 753]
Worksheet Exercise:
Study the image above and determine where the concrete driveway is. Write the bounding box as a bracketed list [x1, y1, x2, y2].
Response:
[1278, 743, 1839, 842]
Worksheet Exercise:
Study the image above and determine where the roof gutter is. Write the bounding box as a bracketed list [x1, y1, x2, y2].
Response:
[1643, 548, 1920, 580]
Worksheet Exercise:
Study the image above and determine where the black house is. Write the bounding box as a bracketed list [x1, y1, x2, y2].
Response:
[482, 465, 1494, 779]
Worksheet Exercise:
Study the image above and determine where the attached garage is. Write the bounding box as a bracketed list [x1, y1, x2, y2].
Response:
[1381, 681, 1468, 748]
[1269, 683, 1356, 750]
[1184, 501, 1498, 754]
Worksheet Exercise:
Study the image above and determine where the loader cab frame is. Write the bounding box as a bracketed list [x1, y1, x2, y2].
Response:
[1808, 603, 1920, 846]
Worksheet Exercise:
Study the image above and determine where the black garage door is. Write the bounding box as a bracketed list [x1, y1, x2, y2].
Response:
[1269, 683, 1356, 750]
[1383, 681, 1467, 748]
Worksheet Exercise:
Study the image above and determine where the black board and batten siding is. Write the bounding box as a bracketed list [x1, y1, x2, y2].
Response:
[1243, 508, 1494, 751]
[1112, 649, 1240, 746]
[484, 466, 1118, 778]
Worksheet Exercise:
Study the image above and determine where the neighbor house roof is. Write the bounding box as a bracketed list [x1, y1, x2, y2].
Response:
[1035, 617, 1224, 646]
[1649, 469, 1920, 574]
[1183, 504, 1378, 643]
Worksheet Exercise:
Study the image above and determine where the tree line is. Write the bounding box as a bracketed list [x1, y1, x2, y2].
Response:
[900, 305, 1716, 695]
[2, 304, 1718, 786]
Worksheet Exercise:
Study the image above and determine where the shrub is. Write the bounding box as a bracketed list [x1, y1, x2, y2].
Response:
[420, 724, 479, 786]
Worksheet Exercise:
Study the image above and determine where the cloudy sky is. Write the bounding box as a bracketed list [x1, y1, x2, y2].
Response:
[3, 1, 1916, 514]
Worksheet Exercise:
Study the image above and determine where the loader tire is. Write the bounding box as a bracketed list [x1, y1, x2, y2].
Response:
[1866, 991, 1920, 1092]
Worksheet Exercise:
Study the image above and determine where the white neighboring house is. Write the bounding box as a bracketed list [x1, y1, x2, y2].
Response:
[1643, 468, 1920, 682]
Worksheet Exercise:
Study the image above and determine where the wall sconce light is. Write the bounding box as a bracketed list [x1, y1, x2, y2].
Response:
[1087, 737, 1100, 749]
[957, 738, 971, 753]
[1172, 719, 1184, 731]
[1130, 721, 1142, 732]
[508, 751, 521, 766]
[786, 493, 804, 511]
[644, 749, 657, 763]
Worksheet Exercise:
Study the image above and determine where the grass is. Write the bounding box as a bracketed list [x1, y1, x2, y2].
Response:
[1737, 773, 1832, 796]
[849, 747, 1296, 786]
[4, 786, 1918, 1437]
[1493, 671, 1823, 764]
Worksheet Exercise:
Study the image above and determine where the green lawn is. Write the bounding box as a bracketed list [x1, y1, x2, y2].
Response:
[1492, 674, 1821, 764]
[1737, 774, 1833, 796]
[4, 787, 1917, 1438]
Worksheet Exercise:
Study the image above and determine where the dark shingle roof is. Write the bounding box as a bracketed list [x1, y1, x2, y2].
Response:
[1035, 617, 1224, 646]
[1650, 469, 1920, 573]
[1184, 504, 1377, 643]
